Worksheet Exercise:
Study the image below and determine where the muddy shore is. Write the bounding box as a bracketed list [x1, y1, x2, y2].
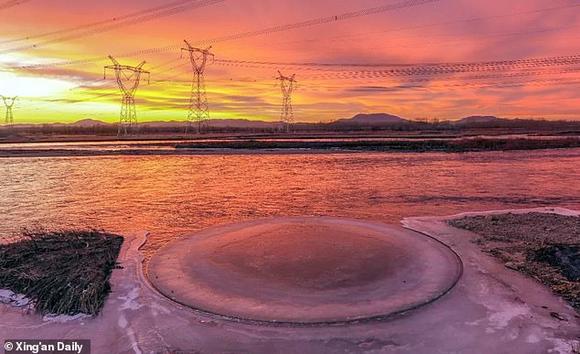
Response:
[449, 212, 579, 310]
[0, 137, 578, 157]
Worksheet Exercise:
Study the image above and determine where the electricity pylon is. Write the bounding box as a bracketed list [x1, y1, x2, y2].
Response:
[104, 56, 150, 136]
[1, 95, 17, 126]
[182, 40, 214, 134]
[276, 71, 297, 133]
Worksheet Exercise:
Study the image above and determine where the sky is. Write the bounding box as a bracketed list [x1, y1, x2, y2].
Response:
[0, 0, 578, 124]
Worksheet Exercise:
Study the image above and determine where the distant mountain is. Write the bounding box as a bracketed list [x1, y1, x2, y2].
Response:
[333, 113, 409, 126]
[4, 114, 576, 134]
[72, 119, 110, 127]
[455, 115, 505, 125]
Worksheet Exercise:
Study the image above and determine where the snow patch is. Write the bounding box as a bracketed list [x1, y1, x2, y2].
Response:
[119, 287, 143, 311]
[43, 313, 91, 323]
[0, 289, 31, 307]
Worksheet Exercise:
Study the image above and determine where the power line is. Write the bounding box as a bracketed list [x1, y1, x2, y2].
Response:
[212, 54, 580, 73]
[259, 25, 580, 52]
[27, 71, 579, 115]
[249, 3, 580, 49]
[19, 0, 441, 69]
[146, 66, 580, 87]
[33, 58, 188, 104]
[402, 78, 580, 91]
[0, 0, 209, 44]
[313, 68, 580, 85]
[123, 55, 580, 90]
[23, 53, 579, 109]
[193, 0, 441, 46]
[68, 78, 580, 113]
[309, 77, 580, 91]
[101, 0, 576, 63]
[0, 0, 226, 53]
[124, 0, 445, 55]
[148, 57, 183, 71]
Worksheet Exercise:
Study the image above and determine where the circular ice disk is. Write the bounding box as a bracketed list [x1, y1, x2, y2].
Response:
[147, 217, 462, 324]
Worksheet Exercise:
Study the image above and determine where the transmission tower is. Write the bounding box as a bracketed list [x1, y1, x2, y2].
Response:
[182, 40, 214, 134]
[276, 71, 297, 133]
[1, 95, 17, 126]
[104, 56, 150, 136]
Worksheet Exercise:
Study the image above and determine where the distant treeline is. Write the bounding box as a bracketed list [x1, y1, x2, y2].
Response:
[175, 137, 580, 152]
[0, 124, 276, 136]
[315, 119, 580, 133]
[1, 137, 578, 158]
[1, 118, 580, 137]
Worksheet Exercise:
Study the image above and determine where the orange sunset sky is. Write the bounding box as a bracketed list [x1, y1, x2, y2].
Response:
[0, 0, 578, 124]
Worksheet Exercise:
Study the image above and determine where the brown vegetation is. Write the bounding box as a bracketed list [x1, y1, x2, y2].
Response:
[449, 213, 579, 309]
[176, 137, 580, 152]
[0, 229, 123, 316]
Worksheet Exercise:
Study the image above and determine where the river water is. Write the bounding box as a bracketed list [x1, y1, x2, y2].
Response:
[1, 148, 579, 257]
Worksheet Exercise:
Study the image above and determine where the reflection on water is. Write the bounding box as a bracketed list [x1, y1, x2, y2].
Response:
[0, 149, 579, 258]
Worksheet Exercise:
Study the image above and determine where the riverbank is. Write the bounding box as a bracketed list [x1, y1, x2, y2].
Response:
[1, 125, 578, 145]
[449, 212, 579, 310]
[175, 137, 580, 152]
[0, 137, 578, 157]
[0, 209, 578, 353]
[0, 230, 123, 316]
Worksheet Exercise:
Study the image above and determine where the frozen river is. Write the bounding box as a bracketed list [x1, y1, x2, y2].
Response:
[1, 148, 579, 257]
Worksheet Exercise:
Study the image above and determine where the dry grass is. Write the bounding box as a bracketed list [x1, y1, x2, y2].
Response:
[449, 212, 579, 310]
[175, 137, 580, 152]
[0, 229, 123, 316]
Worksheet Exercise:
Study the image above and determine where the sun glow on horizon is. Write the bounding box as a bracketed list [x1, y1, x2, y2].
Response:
[0, 71, 77, 98]
[0, 0, 577, 123]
